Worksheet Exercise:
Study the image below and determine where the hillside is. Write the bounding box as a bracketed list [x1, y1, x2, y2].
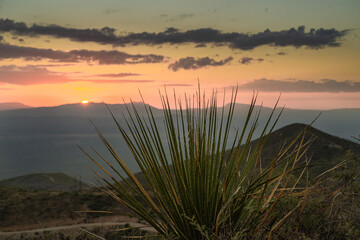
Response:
[0, 173, 89, 191]
[238, 123, 360, 177]
[0, 187, 134, 232]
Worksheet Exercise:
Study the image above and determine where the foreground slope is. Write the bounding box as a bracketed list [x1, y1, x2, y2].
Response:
[244, 123, 360, 176]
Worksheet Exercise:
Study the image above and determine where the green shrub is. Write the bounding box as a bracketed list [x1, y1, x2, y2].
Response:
[270, 150, 360, 239]
[83, 87, 313, 239]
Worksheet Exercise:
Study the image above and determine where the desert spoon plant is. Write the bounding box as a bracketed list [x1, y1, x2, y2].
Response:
[82, 86, 313, 239]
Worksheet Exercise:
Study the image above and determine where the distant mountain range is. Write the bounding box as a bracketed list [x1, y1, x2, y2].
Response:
[0, 102, 359, 181]
[0, 102, 31, 111]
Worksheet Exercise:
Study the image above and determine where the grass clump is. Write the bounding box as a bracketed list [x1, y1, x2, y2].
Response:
[83, 86, 314, 239]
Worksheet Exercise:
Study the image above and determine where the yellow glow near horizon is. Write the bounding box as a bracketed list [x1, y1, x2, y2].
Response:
[81, 100, 89, 104]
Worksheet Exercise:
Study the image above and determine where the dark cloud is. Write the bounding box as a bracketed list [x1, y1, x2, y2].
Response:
[70, 49, 164, 64]
[229, 26, 347, 50]
[0, 18, 119, 44]
[0, 43, 78, 62]
[0, 43, 164, 64]
[0, 19, 348, 50]
[0, 65, 153, 85]
[239, 78, 360, 92]
[164, 27, 178, 34]
[195, 43, 207, 48]
[277, 52, 287, 55]
[240, 57, 253, 64]
[121, 26, 348, 50]
[239, 57, 264, 64]
[168, 56, 233, 71]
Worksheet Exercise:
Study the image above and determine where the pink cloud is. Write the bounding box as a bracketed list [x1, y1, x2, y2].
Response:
[0, 65, 154, 85]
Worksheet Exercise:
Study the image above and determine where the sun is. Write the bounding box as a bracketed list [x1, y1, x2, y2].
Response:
[81, 100, 89, 104]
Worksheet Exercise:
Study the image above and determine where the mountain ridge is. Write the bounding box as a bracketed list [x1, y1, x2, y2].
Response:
[252, 123, 360, 176]
[0, 102, 31, 111]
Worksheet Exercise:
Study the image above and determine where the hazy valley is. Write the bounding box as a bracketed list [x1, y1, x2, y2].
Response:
[0, 102, 359, 181]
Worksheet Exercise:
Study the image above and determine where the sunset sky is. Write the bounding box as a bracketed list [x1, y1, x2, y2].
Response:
[0, 0, 359, 109]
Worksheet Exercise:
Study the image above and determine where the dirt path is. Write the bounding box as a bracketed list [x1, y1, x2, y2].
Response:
[0, 221, 156, 238]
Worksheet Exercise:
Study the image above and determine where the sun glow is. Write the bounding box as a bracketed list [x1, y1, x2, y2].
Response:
[81, 100, 89, 104]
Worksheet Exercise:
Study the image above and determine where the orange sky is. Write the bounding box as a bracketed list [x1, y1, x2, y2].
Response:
[0, 1, 359, 109]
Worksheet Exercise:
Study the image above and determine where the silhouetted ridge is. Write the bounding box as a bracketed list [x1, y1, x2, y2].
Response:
[249, 123, 360, 176]
[0, 102, 31, 111]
